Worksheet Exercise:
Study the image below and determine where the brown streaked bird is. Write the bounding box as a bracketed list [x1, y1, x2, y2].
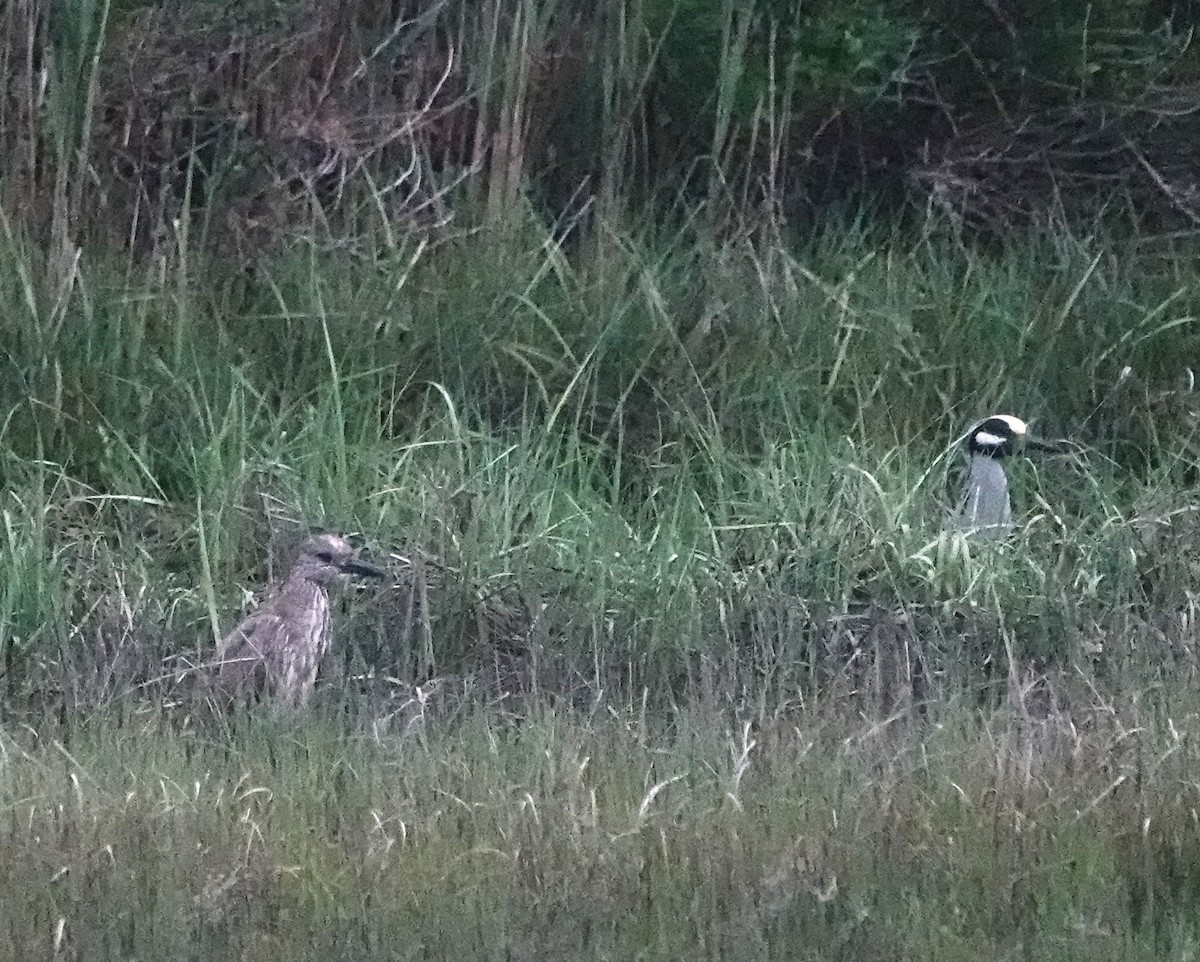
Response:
[214, 533, 385, 709]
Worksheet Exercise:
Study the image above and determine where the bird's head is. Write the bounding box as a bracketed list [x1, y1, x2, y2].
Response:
[966, 414, 1057, 458]
[291, 533, 387, 586]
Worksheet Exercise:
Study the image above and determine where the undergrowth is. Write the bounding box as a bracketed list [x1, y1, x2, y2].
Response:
[1, 206, 1199, 958]
[2, 0, 1200, 955]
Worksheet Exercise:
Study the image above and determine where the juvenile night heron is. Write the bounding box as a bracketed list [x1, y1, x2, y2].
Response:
[214, 533, 385, 709]
[956, 414, 1052, 539]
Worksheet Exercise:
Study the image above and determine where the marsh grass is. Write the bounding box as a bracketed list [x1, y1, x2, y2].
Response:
[2, 0, 1200, 954]
[2, 684, 1200, 961]
[2, 198, 1200, 958]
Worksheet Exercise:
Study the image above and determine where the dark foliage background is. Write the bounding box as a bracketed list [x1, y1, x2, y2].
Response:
[6, 0, 1200, 255]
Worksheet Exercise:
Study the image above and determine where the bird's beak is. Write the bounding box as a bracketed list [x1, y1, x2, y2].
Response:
[339, 557, 387, 579]
[1024, 436, 1063, 453]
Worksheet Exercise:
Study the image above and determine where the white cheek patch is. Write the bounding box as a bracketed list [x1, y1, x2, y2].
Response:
[974, 431, 1005, 448]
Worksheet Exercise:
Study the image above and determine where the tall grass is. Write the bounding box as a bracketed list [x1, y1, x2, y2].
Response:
[2, 2, 1200, 958]
[2, 205, 1198, 698]
[3, 164, 1200, 962]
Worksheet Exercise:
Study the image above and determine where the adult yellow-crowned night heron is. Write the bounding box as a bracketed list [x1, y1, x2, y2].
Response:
[215, 533, 385, 708]
[956, 414, 1052, 539]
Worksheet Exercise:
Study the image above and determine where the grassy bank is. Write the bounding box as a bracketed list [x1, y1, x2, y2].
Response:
[2, 688, 1199, 961]
[4, 0, 1200, 955]
[1, 208, 1199, 958]
[2, 212, 1198, 697]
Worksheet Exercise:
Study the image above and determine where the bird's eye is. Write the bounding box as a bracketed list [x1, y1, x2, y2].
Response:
[315, 551, 334, 563]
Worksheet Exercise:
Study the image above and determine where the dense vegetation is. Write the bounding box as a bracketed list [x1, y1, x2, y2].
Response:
[2, 1, 1200, 959]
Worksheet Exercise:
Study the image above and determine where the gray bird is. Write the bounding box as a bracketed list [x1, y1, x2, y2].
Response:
[214, 533, 385, 709]
[956, 414, 1052, 539]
